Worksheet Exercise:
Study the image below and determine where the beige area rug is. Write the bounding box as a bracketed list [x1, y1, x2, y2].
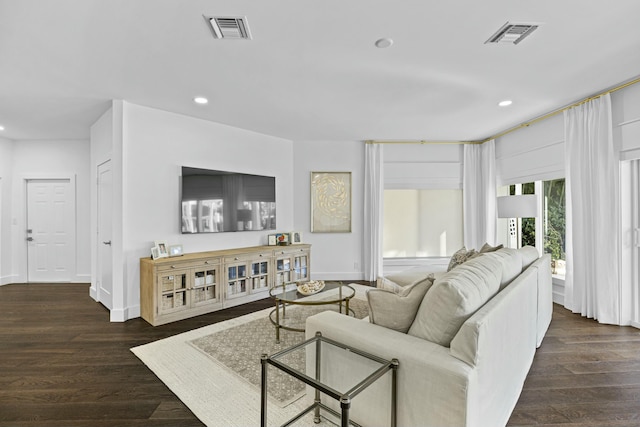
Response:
[131, 284, 370, 427]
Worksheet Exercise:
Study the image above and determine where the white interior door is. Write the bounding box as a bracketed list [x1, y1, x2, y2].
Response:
[97, 161, 113, 309]
[631, 160, 640, 326]
[27, 179, 74, 282]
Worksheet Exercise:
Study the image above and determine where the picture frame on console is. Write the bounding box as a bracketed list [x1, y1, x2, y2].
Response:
[289, 231, 302, 244]
[154, 240, 169, 258]
[169, 244, 183, 257]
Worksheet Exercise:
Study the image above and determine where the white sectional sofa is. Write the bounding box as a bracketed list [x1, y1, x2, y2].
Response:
[305, 246, 552, 427]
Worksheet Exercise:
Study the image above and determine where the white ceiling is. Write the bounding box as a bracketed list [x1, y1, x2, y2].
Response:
[1, 0, 639, 142]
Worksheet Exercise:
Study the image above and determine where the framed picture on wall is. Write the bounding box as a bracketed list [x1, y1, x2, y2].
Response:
[310, 171, 352, 233]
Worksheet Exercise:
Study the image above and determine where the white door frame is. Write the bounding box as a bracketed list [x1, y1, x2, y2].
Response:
[20, 173, 77, 283]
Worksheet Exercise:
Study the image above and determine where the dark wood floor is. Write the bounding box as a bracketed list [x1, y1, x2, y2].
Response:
[1, 283, 639, 426]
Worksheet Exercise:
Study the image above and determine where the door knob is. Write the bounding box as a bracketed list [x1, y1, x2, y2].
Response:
[103, 241, 112, 245]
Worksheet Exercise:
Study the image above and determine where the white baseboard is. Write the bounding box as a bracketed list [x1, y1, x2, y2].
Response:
[631, 321, 640, 330]
[552, 291, 564, 305]
[0, 275, 20, 286]
[73, 274, 91, 283]
[110, 304, 141, 322]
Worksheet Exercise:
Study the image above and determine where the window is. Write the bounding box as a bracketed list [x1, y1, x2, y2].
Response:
[543, 178, 566, 276]
[501, 179, 566, 276]
[383, 189, 463, 258]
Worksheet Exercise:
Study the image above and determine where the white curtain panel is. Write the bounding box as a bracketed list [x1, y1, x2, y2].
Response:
[564, 93, 620, 324]
[364, 143, 384, 281]
[463, 140, 497, 251]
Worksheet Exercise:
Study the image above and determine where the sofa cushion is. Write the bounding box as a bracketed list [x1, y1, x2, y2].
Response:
[484, 248, 523, 290]
[447, 246, 477, 272]
[519, 246, 539, 270]
[408, 254, 502, 346]
[367, 276, 435, 333]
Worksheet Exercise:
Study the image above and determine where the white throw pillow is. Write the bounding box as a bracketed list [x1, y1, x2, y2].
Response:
[408, 255, 502, 346]
[367, 276, 435, 333]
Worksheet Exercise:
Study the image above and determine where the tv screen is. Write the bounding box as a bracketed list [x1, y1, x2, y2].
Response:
[181, 166, 276, 233]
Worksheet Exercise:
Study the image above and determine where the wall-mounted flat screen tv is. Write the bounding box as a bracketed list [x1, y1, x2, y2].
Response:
[181, 166, 276, 233]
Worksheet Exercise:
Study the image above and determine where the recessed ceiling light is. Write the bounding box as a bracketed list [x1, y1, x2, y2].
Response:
[498, 100, 513, 107]
[375, 38, 393, 48]
[194, 96, 209, 105]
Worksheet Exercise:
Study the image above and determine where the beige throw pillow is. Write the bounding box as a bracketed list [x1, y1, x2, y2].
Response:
[447, 246, 477, 272]
[408, 255, 502, 346]
[367, 277, 435, 333]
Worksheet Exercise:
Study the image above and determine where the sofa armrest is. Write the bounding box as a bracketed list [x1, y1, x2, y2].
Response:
[305, 311, 475, 427]
[532, 253, 553, 347]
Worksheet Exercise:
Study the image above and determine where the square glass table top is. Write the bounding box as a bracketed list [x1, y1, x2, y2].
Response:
[266, 332, 396, 401]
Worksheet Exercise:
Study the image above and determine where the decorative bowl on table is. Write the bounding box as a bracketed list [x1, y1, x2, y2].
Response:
[296, 280, 325, 295]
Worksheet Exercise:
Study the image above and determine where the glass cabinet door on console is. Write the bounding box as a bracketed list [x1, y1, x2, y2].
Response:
[292, 253, 309, 281]
[192, 265, 220, 307]
[275, 256, 291, 285]
[158, 270, 189, 315]
[251, 259, 270, 293]
[275, 247, 311, 285]
[226, 263, 249, 299]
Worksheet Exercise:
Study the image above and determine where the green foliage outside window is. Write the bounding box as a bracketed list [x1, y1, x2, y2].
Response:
[544, 179, 566, 261]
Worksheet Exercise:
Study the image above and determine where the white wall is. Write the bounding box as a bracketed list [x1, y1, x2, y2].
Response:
[292, 140, 364, 280]
[3, 139, 91, 284]
[110, 102, 294, 320]
[0, 137, 14, 284]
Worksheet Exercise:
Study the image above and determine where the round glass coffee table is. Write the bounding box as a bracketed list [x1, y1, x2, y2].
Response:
[268, 281, 356, 343]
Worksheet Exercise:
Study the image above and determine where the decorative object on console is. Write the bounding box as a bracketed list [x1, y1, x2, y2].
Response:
[267, 234, 277, 246]
[289, 231, 302, 244]
[310, 171, 351, 233]
[169, 244, 183, 257]
[275, 233, 289, 246]
[150, 246, 161, 260]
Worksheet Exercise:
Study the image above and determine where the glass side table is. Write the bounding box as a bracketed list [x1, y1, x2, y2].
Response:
[261, 332, 398, 427]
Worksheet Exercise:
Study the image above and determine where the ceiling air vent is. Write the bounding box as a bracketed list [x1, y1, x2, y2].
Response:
[205, 16, 252, 40]
[485, 22, 539, 45]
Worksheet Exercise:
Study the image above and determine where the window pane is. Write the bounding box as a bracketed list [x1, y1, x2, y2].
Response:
[543, 178, 566, 275]
[383, 189, 463, 258]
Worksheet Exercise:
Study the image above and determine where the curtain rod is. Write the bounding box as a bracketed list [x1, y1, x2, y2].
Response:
[366, 75, 640, 146]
